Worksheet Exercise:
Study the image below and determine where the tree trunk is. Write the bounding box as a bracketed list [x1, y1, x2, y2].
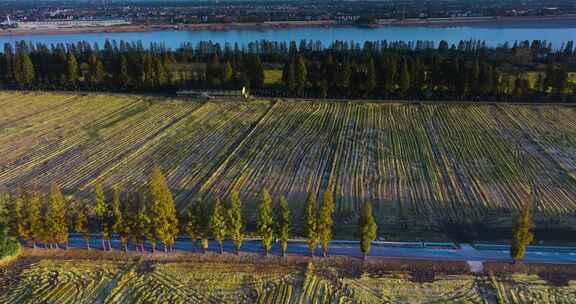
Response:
[32, 240, 36, 249]
[219, 242, 223, 254]
[85, 239, 90, 250]
[363, 253, 367, 261]
[323, 249, 327, 258]
[124, 245, 128, 253]
[101, 239, 106, 251]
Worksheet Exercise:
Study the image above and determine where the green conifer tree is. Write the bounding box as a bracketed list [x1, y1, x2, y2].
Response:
[227, 190, 244, 255]
[87, 53, 105, 88]
[13, 194, 29, 244]
[184, 204, 200, 252]
[365, 57, 377, 95]
[65, 52, 79, 89]
[257, 188, 274, 256]
[94, 183, 111, 250]
[294, 56, 308, 95]
[359, 202, 378, 260]
[74, 201, 91, 250]
[45, 184, 68, 249]
[222, 62, 233, 85]
[318, 190, 335, 257]
[276, 195, 290, 257]
[398, 59, 411, 97]
[112, 187, 130, 252]
[511, 206, 534, 263]
[304, 192, 318, 257]
[27, 192, 42, 249]
[210, 197, 227, 254]
[149, 166, 179, 252]
[13, 51, 34, 89]
[132, 199, 150, 252]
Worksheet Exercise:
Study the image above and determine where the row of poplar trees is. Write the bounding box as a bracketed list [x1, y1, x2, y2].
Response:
[1, 167, 534, 262]
[2, 167, 379, 259]
[6, 167, 180, 253]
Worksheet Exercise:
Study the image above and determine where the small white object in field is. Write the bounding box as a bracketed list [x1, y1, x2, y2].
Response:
[467, 260, 483, 273]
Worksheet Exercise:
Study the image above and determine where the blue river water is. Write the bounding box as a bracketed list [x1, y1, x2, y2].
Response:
[0, 23, 575, 49]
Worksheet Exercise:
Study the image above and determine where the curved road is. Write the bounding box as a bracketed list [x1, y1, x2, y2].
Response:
[58, 234, 576, 264]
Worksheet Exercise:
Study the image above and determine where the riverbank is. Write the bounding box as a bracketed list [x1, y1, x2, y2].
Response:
[0, 20, 335, 37]
[1, 14, 575, 37]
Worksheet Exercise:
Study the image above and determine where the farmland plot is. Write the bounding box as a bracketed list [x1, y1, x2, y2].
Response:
[197, 101, 576, 227]
[491, 275, 576, 303]
[0, 260, 126, 304]
[3, 257, 576, 303]
[107, 263, 299, 304]
[343, 274, 490, 303]
[198, 101, 347, 216]
[101, 101, 270, 207]
[0, 94, 269, 197]
[0, 92, 575, 232]
[0, 95, 202, 189]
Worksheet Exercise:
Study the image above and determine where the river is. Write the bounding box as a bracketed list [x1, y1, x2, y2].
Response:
[0, 22, 575, 49]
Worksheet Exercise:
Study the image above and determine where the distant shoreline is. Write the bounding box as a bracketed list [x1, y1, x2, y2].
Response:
[1, 14, 575, 37]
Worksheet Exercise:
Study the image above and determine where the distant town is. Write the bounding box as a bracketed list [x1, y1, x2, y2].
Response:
[0, 0, 575, 32]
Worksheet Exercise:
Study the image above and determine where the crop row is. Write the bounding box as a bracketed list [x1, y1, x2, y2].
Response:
[0, 93, 574, 227]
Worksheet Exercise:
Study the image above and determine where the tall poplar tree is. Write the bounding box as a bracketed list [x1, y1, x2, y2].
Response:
[112, 187, 130, 252]
[304, 192, 318, 257]
[74, 201, 91, 250]
[132, 197, 150, 252]
[65, 52, 79, 89]
[222, 62, 233, 85]
[87, 53, 105, 88]
[294, 56, 308, 95]
[210, 197, 227, 254]
[318, 190, 335, 257]
[149, 166, 179, 252]
[257, 188, 274, 256]
[227, 190, 244, 255]
[27, 192, 42, 249]
[118, 55, 130, 89]
[359, 202, 378, 260]
[94, 183, 111, 250]
[276, 195, 290, 257]
[398, 59, 411, 97]
[511, 206, 534, 263]
[13, 194, 29, 244]
[184, 203, 201, 252]
[13, 51, 34, 89]
[45, 184, 68, 249]
[0, 192, 7, 229]
[365, 56, 377, 95]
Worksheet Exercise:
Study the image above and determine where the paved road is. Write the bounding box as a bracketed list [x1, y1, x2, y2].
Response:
[56, 234, 576, 264]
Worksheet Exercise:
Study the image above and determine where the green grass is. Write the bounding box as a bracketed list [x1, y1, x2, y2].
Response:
[264, 69, 283, 85]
